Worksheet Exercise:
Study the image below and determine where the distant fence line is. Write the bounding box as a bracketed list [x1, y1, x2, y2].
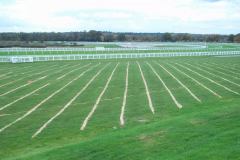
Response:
[0, 46, 208, 53]
[0, 51, 240, 63]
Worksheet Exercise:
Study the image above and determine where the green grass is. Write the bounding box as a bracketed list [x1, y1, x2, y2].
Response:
[0, 56, 239, 160]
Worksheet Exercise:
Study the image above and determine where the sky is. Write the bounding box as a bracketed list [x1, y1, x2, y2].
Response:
[0, 0, 239, 34]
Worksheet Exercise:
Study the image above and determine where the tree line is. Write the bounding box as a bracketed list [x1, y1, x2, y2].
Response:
[0, 31, 239, 43]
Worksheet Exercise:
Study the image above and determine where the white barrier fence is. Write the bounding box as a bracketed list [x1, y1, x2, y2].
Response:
[1, 47, 240, 57]
[0, 46, 208, 54]
[0, 51, 240, 63]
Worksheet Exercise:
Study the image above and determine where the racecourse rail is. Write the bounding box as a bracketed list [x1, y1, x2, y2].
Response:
[0, 45, 207, 53]
[0, 51, 240, 63]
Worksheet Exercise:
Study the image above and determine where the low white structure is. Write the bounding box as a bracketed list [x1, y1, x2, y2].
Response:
[10, 56, 34, 63]
[95, 47, 105, 51]
[0, 51, 236, 63]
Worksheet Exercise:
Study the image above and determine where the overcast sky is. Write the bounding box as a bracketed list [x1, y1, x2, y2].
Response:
[0, 0, 239, 34]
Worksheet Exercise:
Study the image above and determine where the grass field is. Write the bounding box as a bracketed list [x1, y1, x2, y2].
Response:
[0, 56, 240, 160]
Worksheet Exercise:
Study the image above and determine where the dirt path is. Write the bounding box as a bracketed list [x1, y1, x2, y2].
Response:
[0, 83, 49, 111]
[56, 63, 89, 80]
[0, 114, 11, 117]
[0, 77, 26, 88]
[0, 64, 100, 134]
[0, 72, 11, 78]
[32, 63, 108, 138]
[191, 63, 240, 87]
[137, 62, 154, 114]
[211, 62, 240, 75]
[0, 76, 47, 97]
[157, 63, 201, 102]
[147, 63, 182, 109]
[0, 76, 10, 81]
[80, 63, 119, 130]
[176, 63, 239, 95]
[120, 63, 129, 126]
[202, 63, 240, 80]
[168, 63, 222, 98]
[0, 64, 61, 89]
[186, 63, 240, 92]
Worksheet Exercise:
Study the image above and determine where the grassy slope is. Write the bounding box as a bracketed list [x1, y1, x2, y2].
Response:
[0, 57, 239, 160]
[10, 98, 240, 160]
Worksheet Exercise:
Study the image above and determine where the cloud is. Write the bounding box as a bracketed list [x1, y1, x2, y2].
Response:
[201, 0, 222, 2]
[0, 0, 239, 34]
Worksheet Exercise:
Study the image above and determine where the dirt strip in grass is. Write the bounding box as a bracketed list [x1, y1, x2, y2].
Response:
[0, 64, 100, 134]
[56, 63, 89, 80]
[0, 83, 50, 111]
[32, 63, 109, 138]
[195, 64, 240, 87]
[0, 76, 47, 96]
[147, 62, 183, 109]
[137, 62, 154, 113]
[120, 62, 129, 126]
[202, 63, 240, 80]
[157, 63, 201, 102]
[176, 63, 239, 95]
[167, 63, 222, 98]
[80, 63, 119, 130]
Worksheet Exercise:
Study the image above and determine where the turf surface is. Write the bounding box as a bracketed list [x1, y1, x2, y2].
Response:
[0, 56, 239, 160]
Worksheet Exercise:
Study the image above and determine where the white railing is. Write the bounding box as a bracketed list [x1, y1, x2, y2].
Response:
[1, 46, 240, 56]
[0, 46, 208, 53]
[0, 51, 240, 63]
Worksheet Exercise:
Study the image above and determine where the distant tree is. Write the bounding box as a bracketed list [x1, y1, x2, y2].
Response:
[228, 34, 234, 43]
[104, 34, 114, 42]
[87, 30, 103, 41]
[206, 34, 221, 42]
[182, 34, 192, 41]
[174, 34, 183, 41]
[174, 34, 192, 42]
[19, 32, 28, 41]
[234, 34, 240, 43]
[162, 33, 173, 42]
[0, 31, 232, 43]
[117, 33, 126, 41]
